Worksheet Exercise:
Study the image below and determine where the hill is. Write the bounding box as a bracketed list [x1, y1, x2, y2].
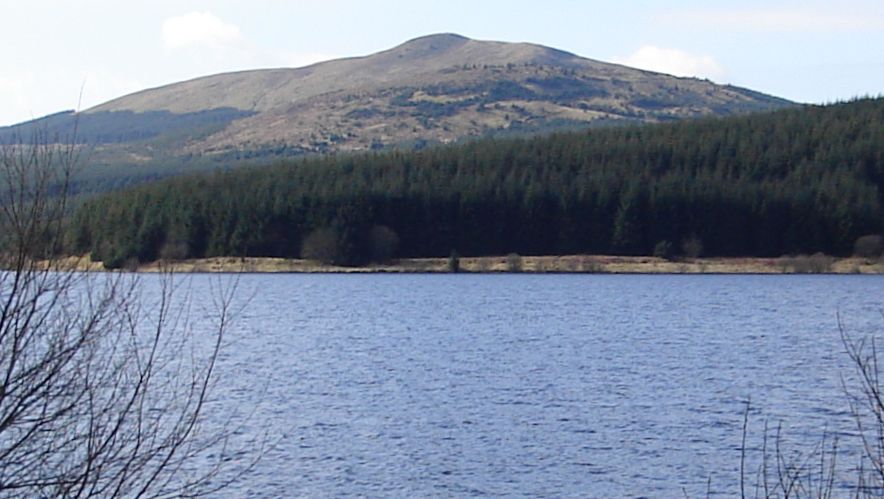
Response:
[69, 98, 884, 268]
[2, 33, 790, 169]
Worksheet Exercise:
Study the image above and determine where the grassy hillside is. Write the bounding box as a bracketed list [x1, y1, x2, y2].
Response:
[2, 34, 791, 183]
[70, 97, 884, 267]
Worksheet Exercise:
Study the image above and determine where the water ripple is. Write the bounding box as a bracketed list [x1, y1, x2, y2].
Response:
[151, 273, 884, 497]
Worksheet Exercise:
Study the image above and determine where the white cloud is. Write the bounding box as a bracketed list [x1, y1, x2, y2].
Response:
[615, 46, 726, 81]
[671, 8, 884, 33]
[162, 12, 243, 50]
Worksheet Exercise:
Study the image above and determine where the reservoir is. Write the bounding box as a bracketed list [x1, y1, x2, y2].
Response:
[169, 274, 884, 497]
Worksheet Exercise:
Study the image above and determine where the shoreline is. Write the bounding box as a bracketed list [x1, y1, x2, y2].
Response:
[62, 254, 884, 274]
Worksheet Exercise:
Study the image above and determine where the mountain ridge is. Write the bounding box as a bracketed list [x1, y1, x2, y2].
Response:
[87, 34, 610, 115]
[3, 33, 793, 162]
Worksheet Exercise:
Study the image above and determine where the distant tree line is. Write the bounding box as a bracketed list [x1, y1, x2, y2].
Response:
[68, 98, 884, 267]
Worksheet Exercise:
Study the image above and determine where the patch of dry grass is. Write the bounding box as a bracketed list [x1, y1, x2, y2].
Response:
[119, 255, 884, 274]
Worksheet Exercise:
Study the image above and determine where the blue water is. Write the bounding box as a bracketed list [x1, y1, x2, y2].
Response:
[168, 274, 884, 497]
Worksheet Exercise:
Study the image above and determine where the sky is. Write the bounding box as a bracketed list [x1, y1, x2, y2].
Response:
[2, 0, 883, 126]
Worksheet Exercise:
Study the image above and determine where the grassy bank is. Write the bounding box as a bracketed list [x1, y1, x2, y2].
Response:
[115, 254, 884, 274]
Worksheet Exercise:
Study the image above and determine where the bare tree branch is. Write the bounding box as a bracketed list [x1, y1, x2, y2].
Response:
[0, 130, 251, 497]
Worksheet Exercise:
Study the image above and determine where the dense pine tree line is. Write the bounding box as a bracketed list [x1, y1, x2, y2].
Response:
[69, 98, 884, 267]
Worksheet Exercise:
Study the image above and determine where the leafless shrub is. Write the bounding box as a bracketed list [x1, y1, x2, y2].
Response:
[654, 240, 676, 260]
[475, 257, 491, 273]
[506, 252, 523, 272]
[738, 409, 839, 499]
[854, 235, 884, 261]
[778, 253, 835, 274]
[300, 227, 339, 264]
[840, 316, 884, 495]
[574, 255, 602, 273]
[447, 250, 460, 273]
[732, 319, 884, 498]
[368, 224, 399, 264]
[681, 234, 704, 259]
[159, 238, 190, 262]
[0, 133, 252, 497]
